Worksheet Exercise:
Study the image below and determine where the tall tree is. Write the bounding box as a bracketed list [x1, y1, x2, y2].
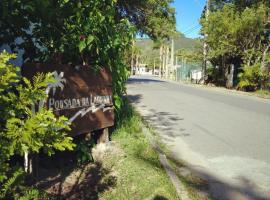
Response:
[201, 1, 270, 88]
[116, 0, 176, 40]
[0, 0, 176, 116]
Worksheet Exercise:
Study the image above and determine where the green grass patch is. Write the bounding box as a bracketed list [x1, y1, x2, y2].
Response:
[100, 109, 179, 200]
[254, 90, 270, 99]
[168, 158, 214, 200]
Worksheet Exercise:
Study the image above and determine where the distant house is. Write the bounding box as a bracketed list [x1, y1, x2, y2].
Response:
[136, 64, 153, 75]
[191, 69, 202, 83]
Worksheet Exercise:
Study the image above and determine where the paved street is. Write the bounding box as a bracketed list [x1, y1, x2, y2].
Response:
[127, 75, 270, 200]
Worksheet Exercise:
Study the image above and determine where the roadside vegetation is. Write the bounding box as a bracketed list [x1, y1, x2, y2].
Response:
[101, 105, 179, 200]
[254, 89, 270, 99]
[0, 0, 176, 199]
[132, 1, 270, 97]
[168, 158, 213, 200]
[140, 111, 215, 200]
[23, 104, 178, 200]
[0, 51, 75, 199]
[201, 0, 270, 92]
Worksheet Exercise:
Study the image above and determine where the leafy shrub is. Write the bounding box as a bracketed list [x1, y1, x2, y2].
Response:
[238, 63, 270, 91]
[75, 139, 95, 164]
[0, 51, 75, 199]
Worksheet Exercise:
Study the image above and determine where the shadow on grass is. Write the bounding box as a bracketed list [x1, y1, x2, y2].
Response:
[153, 195, 169, 200]
[36, 152, 116, 200]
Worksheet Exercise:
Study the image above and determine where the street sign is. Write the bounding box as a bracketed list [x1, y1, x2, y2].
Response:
[22, 63, 114, 136]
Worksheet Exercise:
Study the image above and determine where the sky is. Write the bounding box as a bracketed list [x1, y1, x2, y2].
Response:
[172, 0, 207, 39]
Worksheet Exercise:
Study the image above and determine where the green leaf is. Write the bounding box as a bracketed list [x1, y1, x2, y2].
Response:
[86, 35, 94, 45]
[114, 96, 122, 109]
[79, 41, 86, 52]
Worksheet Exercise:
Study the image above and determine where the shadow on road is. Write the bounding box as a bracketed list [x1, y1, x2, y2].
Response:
[165, 153, 270, 200]
[127, 94, 142, 104]
[127, 95, 270, 200]
[127, 94, 188, 142]
[127, 77, 165, 84]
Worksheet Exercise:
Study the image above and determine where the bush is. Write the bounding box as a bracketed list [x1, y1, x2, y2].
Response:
[238, 63, 270, 91]
[0, 51, 75, 199]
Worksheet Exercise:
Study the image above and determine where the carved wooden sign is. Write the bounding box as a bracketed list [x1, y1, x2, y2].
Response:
[22, 63, 114, 136]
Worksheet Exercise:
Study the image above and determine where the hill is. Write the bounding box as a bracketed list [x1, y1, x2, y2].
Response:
[135, 36, 202, 64]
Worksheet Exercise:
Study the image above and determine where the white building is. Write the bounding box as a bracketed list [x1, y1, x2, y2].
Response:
[136, 64, 153, 75]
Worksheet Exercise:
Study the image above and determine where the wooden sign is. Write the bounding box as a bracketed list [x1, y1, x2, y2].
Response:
[22, 63, 114, 136]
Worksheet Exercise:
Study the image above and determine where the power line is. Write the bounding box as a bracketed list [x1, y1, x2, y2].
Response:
[185, 27, 201, 36]
[182, 24, 200, 34]
[182, 24, 201, 35]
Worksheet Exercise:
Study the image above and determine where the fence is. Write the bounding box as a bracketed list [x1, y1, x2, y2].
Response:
[176, 62, 203, 82]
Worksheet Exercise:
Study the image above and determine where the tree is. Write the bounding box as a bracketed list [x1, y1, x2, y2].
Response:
[176, 48, 203, 64]
[0, 0, 176, 119]
[200, 2, 270, 88]
[0, 1, 177, 198]
[116, 0, 176, 40]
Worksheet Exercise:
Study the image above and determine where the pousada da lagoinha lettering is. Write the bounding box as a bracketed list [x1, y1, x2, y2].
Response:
[48, 95, 112, 111]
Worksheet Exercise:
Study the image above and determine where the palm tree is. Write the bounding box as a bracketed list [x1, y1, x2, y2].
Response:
[46, 71, 66, 95]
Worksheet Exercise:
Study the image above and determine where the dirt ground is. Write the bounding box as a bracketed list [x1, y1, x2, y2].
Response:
[35, 145, 117, 200]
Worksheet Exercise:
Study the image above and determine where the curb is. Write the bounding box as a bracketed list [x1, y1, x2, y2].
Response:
[141, 125, 191, 200]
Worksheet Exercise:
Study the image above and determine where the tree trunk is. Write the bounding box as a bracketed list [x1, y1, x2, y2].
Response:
[135, 54, 139, 75]
[226, 64, 235, 89]
[159, 46, 163, 77]
[24, 151, 28, 173]
[162, 45, 166, 78]
[261, 44, 270, 70]
[165, 46, 169, 78]
[131, 40, 135, 75]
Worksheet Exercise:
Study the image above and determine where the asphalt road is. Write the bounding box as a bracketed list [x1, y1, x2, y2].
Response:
[127, 76, 270, 200]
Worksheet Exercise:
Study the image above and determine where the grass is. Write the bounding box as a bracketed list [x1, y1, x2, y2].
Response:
[167, 158, 214, 200]
[100, 109, 179, 200]
[137, 109, 215, 200]
[254, 90, 270, 99]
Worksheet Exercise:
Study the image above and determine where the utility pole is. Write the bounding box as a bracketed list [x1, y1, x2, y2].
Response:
[175, 56, 178, 81]
[162, 45, 166, 78]
[153, 57, 156, 75]
[170, 38, 174, 80]
[135, 54, 139, 75]
[203, 0, 210, 83]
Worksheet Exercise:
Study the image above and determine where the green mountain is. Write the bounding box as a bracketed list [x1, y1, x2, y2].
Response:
[135, 36, 202, 64]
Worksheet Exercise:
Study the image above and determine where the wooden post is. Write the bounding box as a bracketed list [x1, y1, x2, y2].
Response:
[31, 153, 39, 178]
[97, 128, 109, 144]
[85, 132, 92, 141]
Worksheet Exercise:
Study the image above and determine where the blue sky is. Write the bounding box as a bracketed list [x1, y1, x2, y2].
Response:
[172, 0, 206, 38]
